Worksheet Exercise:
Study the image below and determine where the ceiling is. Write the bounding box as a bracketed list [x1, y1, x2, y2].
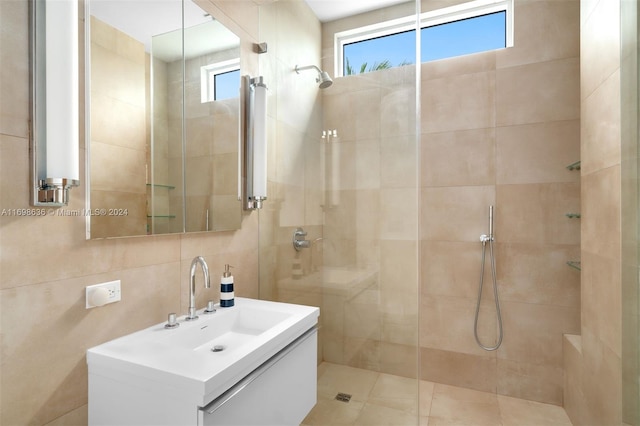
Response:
[89, 0, 410, 60]
[303, 0, 410, 22]
[89, 0, 239, 61]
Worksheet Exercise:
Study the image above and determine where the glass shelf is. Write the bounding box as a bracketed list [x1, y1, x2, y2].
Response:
[146, 183, 176, 190]
[566, 161, 581, 171]
[565, 213, 581, 219]
[566, 261, 581, 271]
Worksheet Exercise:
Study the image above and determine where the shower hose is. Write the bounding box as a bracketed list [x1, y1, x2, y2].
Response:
[473, 213, 503, 351]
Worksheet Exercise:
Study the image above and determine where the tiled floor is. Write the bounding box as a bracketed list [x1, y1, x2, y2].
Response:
[303, 362, 573, 426]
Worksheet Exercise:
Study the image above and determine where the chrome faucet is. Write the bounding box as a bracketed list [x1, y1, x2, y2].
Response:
[186, 256, 211, 321]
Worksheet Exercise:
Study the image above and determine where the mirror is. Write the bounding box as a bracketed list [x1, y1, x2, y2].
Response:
[87, 0, 241, 238]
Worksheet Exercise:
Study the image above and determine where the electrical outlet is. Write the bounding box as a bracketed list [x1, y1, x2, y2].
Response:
[86, 280, 121, 309]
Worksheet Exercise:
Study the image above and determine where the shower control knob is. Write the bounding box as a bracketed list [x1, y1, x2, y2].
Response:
[293, 227, 311, 251]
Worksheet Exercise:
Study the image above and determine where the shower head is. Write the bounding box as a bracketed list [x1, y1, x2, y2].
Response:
[295, 64, 333, 89]
[317, 71, 333, 88]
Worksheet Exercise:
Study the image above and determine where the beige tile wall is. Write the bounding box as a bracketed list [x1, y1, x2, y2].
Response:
[563, 0, 632, 424]
[0, 1, 261, 424]
[418, 0, 581, 406]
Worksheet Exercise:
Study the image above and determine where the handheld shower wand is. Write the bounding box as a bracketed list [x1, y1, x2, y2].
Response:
[488, 205, 493, 239]
[474, 205, 503, 351]
[480, 205, 494, 243]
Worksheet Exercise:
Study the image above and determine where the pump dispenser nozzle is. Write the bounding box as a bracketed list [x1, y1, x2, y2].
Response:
[223, 264, 233, 277]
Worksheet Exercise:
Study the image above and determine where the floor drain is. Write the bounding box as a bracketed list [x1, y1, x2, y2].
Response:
[335, 393, 352, 403]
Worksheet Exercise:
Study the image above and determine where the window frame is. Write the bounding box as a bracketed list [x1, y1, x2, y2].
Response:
[200, 58, 240, 102]
[333, 0, 514, 77]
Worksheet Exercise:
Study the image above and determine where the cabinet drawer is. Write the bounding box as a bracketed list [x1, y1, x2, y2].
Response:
[199, 327, 317, 425]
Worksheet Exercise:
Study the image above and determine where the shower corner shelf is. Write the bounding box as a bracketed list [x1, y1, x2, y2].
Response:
[566, 160, 581, 171]
[565, 213, 581, 219]
[146, 183, 176, 190]
[566, 260, 581, 271]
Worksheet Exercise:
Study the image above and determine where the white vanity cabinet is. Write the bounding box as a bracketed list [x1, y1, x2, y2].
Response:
[87, 298, 319, 426]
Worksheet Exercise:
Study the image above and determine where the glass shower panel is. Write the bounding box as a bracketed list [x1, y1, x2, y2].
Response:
[257, 0, 420, 424]
[320, 63, 419, 377]
[321, 2, 421, 392]
[621, 0, 639, 423]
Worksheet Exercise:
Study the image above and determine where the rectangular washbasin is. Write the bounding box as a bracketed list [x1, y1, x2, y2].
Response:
[161, 306, 292, 352]
[87, 297, 319, 407]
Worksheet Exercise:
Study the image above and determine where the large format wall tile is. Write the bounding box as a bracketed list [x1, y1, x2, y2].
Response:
[497, 58, 579, 127]
[496, 120, 581, 185]
[422, 129, 496, 188]
[420, 186, 496, 242]
[422, 71, 496, 134]
[496, 0, 579, 69]
[420, 347, 497, 394]
[496, 183, 581, 245]
[581, 165, 622, 260]
[580, 0, 621, 98]
[581, 70, 622, 175]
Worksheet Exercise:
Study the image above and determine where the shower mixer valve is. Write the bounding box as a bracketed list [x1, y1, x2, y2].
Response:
[293, 227, 311, 251]
[480, 234, 493, 243]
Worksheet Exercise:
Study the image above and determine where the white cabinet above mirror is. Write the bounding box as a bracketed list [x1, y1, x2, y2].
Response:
[86, 0, 241, 239]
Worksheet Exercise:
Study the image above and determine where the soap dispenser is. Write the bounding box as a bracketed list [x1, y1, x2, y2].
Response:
[220, 264, 234, 307]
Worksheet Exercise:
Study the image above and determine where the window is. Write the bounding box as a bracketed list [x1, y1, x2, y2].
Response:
[335, 0, 513, 76]
[201, 58, 240, 102]
[343, 30, 415, 75]
[213, 69, 241, 100]
[421, 11, 506, 62]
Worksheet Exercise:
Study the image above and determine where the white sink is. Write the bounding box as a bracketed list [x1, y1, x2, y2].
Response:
[87, 297, 319, 412]
[161, 305, 292, 352]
